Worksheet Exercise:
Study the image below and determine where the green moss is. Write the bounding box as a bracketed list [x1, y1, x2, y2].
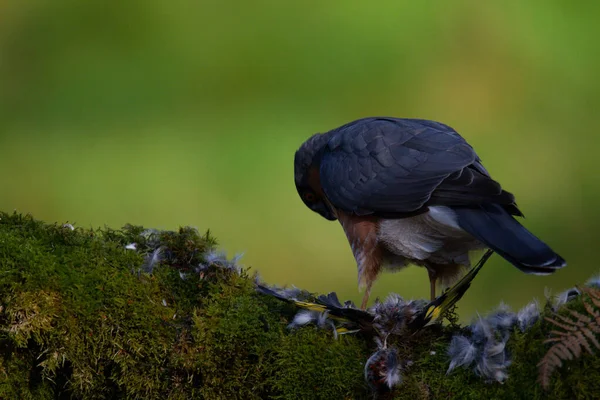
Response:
[0, 212, 369, 399]
[0, 211, 598, 399]
[191, 273, 278, 398]
[270, 328, 370, 399]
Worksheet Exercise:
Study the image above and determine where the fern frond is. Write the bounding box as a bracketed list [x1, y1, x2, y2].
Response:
[568, 309, 592, 323]
[546, 330, 569, 339]
[583, 296, 600, 323]
[555, 341, 577, 359]
[574, 331, 593, 354]
[556, 313, 582, 327]
[544, 316, 576, 332]
[585, 287, 600, 306]
[538, 346, 567, 389]
[538, 288, 600, 389]
[582, 327, 600, 349]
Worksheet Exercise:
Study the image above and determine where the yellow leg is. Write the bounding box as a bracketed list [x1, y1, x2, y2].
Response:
[427, 269, 437, 301]
[361, 282, 372, 310]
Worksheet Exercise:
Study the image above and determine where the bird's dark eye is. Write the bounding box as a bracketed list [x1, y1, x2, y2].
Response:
[304, 192, 316, 202]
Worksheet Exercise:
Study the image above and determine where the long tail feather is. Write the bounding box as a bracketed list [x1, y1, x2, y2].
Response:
[454, 203, 566, 273]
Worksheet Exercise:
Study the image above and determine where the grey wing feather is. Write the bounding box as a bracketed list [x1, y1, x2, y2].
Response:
[319, 118, 518, 217]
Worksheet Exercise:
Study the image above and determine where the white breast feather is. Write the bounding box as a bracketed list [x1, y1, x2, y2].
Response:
[377, 206, 470, 260]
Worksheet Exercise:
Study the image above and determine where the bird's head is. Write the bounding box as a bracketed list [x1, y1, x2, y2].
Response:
[294, 132, 337, 221]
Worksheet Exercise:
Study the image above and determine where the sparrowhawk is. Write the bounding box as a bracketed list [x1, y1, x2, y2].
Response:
[294, 117, 566, 309]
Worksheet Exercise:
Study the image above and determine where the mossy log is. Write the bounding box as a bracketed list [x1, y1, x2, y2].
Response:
[0, 212, 598, 399]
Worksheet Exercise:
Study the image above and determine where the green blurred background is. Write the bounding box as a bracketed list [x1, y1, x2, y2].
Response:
[1, 1, 598, 319]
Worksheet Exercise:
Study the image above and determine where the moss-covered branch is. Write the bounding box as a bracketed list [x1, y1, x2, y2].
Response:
[0, 212, 598, 399]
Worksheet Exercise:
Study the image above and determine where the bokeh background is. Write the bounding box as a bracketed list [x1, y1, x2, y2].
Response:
[1, 1, 598, 319]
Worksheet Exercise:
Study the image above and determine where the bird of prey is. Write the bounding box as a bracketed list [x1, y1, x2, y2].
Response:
[294, 117, 566, 309]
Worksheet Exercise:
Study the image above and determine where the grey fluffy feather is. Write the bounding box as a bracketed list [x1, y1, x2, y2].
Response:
[447, 335, 477, 373]
[142, 247, 164, 273]
[287, 310, 338, 338]
[586, 274, 600, 289]
[448, 308, 515, 382]
[197, 249, 243, 274]
[553, 287, 581, 311]
[485, 303, 517, 339]
[369, 294, 427, 336]
[516, 300, 540, 332]
[364, 346, 402, 391]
